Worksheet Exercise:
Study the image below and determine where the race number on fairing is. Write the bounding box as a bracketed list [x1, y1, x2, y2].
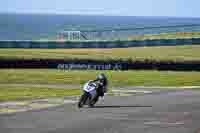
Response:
[83, 83, 96, 92]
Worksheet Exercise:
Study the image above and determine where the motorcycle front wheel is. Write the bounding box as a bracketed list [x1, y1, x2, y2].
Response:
[78, 92, 89, 108]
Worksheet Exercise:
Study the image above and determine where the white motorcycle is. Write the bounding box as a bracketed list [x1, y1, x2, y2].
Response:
[78, 81, 99, 108]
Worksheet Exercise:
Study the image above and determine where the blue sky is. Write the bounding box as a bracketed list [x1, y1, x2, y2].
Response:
[1, 0, 199, 17]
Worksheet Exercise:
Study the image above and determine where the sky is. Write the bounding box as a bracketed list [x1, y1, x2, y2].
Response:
[1, 0, 200, 17]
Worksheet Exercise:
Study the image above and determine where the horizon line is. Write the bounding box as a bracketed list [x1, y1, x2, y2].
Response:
[1, 11, 200, 19]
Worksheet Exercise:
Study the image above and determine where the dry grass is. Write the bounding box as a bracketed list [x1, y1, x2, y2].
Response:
[0, 45, 200, 61]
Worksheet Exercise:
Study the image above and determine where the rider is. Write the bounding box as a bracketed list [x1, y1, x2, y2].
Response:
[89, 73, 108, 105]
[94, 73, 108, 97]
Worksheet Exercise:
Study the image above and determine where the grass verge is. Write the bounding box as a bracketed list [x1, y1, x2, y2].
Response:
[1, 69, 200, 101]
[1, 69, 200, 87]
[0, 85, 80, 102]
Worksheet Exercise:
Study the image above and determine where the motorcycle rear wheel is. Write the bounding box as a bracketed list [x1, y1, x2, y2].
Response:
[89, 95, 99, 108]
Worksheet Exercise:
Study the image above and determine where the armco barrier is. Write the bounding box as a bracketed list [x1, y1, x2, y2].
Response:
[0, 58, 200, 71]
[192, 38, 200, 44]
[0, 38, 200, 48]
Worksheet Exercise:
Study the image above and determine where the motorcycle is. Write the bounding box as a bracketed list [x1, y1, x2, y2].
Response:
[78, 81, 99, 108]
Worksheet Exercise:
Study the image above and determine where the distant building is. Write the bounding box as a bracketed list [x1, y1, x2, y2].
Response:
[58, 31, 81, 40]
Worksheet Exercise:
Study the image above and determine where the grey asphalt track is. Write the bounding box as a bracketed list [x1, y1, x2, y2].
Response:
[0, 89, 200, 133]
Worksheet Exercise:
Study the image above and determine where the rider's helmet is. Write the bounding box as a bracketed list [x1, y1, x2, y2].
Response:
[96, 73, 108, 86]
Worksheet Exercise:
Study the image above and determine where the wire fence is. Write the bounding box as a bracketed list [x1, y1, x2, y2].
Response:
[58, 24, 200, 40]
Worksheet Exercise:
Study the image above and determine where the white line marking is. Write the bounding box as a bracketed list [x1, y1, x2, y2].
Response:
[144, 121, 185, 126]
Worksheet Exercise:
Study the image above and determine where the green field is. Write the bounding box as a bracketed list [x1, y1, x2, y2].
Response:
[0, 45, 200, 61]
[128, 32, 200, 40]
[1, 69, 200, 87]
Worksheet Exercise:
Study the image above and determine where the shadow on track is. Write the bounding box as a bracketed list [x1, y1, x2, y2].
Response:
[93, 105, 152, 108]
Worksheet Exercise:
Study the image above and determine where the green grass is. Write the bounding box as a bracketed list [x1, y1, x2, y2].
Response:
[1, 69, 200, 87]
[128, 32, 200, 40]
[1, 69, 200, 101]
[0, 45, 200, 61]
[0, 85, 80, 102]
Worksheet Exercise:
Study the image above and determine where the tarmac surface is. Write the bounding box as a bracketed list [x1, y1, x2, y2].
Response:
[0, 88, 200, 133]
